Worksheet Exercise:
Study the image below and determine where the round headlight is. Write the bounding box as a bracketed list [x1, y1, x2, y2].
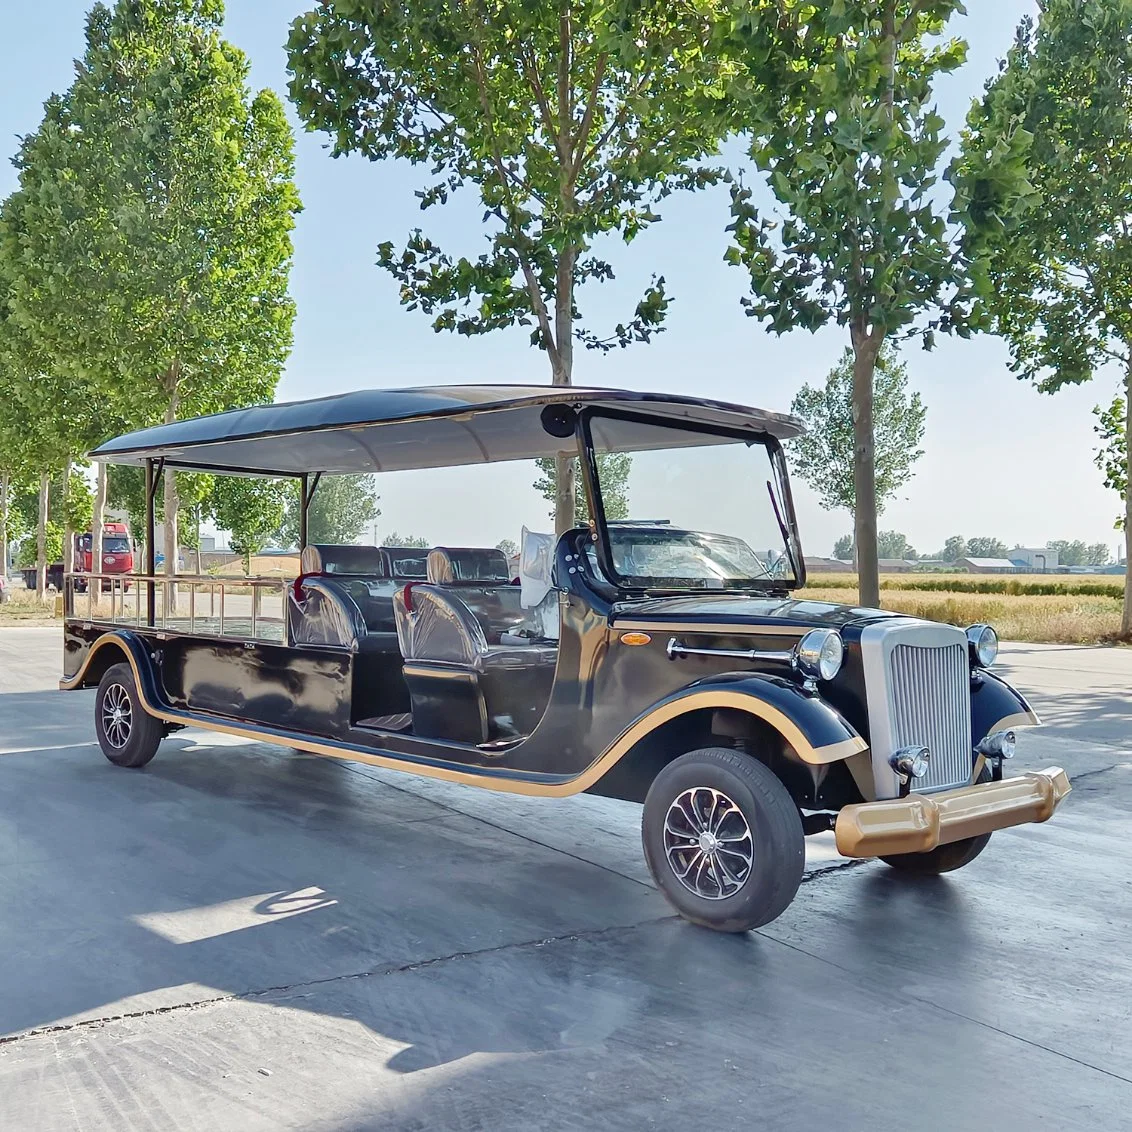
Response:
[795, 629, 844, 683]
[966, 623, 999, 668]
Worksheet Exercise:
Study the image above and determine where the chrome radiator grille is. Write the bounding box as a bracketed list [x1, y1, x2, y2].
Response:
[888, 641, 972, 792]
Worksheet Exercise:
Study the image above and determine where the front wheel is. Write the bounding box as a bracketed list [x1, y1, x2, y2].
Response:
[880, 832, 991, 874]
[642, 747, 805, 933]
[95, 661, 163, 768]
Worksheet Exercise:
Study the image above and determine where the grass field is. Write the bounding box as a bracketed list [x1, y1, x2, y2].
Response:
[804, 573, 1127, 644]
[3, 569, 1127, 644]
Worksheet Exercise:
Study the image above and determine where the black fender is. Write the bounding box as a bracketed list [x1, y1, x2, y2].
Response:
[598, 670, 868, 768]
[59, 630, 166, 711]
[971, 669, 1040, 744]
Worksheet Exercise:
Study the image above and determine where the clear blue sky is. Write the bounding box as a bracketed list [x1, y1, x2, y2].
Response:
[3, 1, 1124, 558]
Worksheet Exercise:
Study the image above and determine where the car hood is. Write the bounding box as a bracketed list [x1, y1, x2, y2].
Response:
[611, 593, 907, 633]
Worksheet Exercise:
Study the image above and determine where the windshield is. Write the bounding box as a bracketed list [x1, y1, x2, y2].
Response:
[104, 537, 131, 554]
[585, 413, 799, 591]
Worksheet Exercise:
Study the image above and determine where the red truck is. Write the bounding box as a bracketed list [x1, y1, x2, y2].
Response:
[22, 522, 135, 592]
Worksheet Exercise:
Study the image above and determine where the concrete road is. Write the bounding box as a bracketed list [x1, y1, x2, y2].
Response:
[0, 626, 1129, 1131]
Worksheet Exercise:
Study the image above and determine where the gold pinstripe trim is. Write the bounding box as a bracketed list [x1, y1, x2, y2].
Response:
[988, 710, 1041, 731]
[613, 620, 806, 638]
[61, 634, 868, 796]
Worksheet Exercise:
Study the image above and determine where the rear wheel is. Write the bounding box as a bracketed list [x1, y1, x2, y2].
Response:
[642, 747, 805, 933]
[95, 662, 163, 768]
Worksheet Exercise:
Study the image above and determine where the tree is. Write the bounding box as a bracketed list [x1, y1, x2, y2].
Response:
[209, 478, 290, 574]
[496, 539, 519, 559]
[877, 530, 916, 561]
[939, 535, 967, 563]
[959, 0, 1132, 636]
[722, 1, 1027, 609]
[277, 475, 380, 548]
[1048, 539, 1089, 568]
[789, 345, 925, 521]
[832, 534, 854, 561]
[4, 0, 300, 604]
[287, 1, 726, 533]
[967, 537, 1008, 559]
[534, 452, 631, 525]
[381, 533, 430, 549]
[1087, 543, 1112, 568]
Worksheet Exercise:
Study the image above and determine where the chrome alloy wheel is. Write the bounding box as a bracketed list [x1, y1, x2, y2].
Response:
[663, 786, 754, 900]
[102, 683, 133, 750]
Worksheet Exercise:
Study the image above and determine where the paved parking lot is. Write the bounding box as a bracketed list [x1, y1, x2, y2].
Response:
[0, 626, 1129, 1130]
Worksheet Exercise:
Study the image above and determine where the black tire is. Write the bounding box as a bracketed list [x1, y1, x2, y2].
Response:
[880, 767, 992, 874]
[880, 831, 991, 874]
[94, 661, 163, 768]
[642, 747, 805, 933]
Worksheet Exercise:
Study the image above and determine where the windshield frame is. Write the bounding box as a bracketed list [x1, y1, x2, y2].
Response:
[576, 407, 806, 594]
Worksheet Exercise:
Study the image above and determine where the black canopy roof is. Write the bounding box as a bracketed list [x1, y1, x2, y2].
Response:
[90, 385, 803, 476]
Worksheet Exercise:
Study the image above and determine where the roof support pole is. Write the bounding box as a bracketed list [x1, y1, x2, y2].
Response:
[144, 458, 163, 627]
[300, 472, 321, 552]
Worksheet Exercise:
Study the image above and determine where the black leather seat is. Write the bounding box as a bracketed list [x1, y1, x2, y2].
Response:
[392, 548, 557, 743]
[289, 544, 400, 646]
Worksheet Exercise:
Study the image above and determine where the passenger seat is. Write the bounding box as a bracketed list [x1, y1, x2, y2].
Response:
[392, 548, 557, 743]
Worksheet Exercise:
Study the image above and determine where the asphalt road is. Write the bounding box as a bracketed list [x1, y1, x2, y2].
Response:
[0, 627, 1129, 1131]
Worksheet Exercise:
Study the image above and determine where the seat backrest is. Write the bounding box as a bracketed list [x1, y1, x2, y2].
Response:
[301, 544, 388, 577]
[427, 547, 511, 585]
[393, 585, 488, 666]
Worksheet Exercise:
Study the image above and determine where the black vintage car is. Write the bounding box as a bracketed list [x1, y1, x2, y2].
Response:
[60, 386, 1069, 932]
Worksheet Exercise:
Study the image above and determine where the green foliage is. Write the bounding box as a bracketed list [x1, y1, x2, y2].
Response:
[534, 452, 631, 523]
[496, 539, 519, 559]
[877, 531, 916, 560]
[1095, 397, 1126, 528]
[966, 537, 1009, 559]
[381, 533, 430, 549]
[1048, 539, 1087, 568]
[278, 475, 380, 548]
[209, 478, 290, 572]
[789, 345, 925, 516]
[959, 0, 1132, 629]
[832, 534, 854, 561]
[288, 0, 725, 369]
[107, 467, 213, 546]
[17, 522, 62, 570]
[2, 0, 300, 437]
[725, 2, 990, 344]
[939, 535, 967, 563]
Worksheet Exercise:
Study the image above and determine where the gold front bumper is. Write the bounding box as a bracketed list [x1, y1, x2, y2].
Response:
[834, 766, 1072, 858]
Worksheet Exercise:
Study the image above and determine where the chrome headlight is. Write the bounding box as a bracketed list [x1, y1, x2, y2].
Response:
[889, 746, 931, 780]
[795, 629, 844, 683]
[966, 624, 999, 668]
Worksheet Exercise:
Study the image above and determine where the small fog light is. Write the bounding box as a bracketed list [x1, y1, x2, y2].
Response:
[966, 624, 999, 668]
[889, 746, 931, 780]
[977, 729, 1016, 760]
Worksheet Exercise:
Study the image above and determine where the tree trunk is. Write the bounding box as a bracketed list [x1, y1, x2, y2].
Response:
[163, 393, 180, 612]
[552, 247, 577, 537]
[851, 326, 882, 609]
[36, 471, 49, 602]
[92, 462, 108, 602]
[62, 459, 74, 578]
[0, 471, 8, 584]
[1122, 365, 1132, 639]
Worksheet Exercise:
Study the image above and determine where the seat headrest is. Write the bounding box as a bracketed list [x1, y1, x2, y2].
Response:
[381, 547, 429, 580]
[427, 547, 512, 584]
[301, 544, 387, 577]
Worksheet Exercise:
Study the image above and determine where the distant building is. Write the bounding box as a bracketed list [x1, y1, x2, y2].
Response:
[877, 558, 916, 574]
[1010, 546, 1058, 571]
[805, 556, 853, 574]
[958, 556, 1018, 574]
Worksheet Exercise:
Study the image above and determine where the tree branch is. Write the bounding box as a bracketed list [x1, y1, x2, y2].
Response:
[896, 0, 932, 43]
[569, 52, 607, 185]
